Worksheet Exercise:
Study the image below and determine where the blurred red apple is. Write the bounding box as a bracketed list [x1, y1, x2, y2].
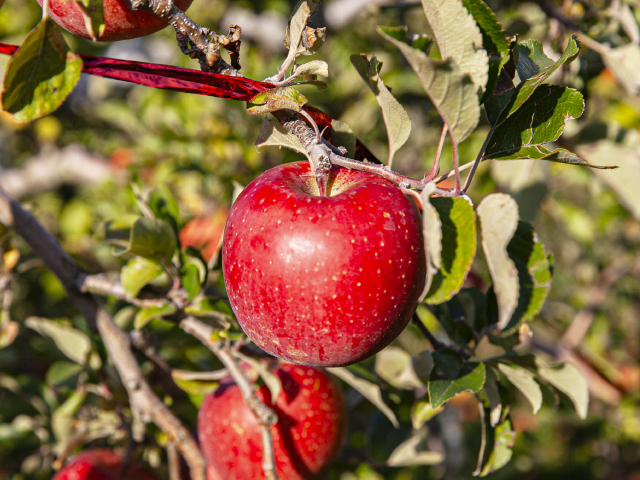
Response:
[53, 449, 156, 480]
[180, 208, 229, 262]
[222, 161, 426, 366]
[38, 0, 193, 41]
[198, 363, 347, 480]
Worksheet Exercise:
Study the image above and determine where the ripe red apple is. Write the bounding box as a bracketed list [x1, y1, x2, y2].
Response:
[198, 363, 347, 480]
[37, 0, 193, 42]
[222, 161, 426, 366]
[53, 449, 157, 480]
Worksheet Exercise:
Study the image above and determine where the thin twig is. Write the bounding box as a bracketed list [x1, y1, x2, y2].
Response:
[425, 124, 447, 182]
[79, 273, 167, 309]
[0, 187, 206, 480]
[179, 316, 280, 480]
[171, 369, 230, 381]
[461, 126, 496, 192]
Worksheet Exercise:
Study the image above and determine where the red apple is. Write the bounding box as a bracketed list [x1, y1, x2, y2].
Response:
[222, 161, 426, 366]
[37, 0, 193, 42]
[53, 449, 157, 480]
[198, 363, 347, 480]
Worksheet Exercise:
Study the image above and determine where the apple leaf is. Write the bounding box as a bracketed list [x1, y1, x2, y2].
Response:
[51, 388, 87, 449]
[71, 0, 106, 41]
[375, 347, 424, 390]
[386, 434, 444, 466]
[114, 217, 177, 264]
[485, 86, 585, 162]
[482, 369, 503, 427]
[172, 376, 220, 397]
[247, 87, 307, 115]
[485, 35, 580, 126]
[330, 118, 356, 158]
[424, 196, 477, 304]
[420, 0, 489, 93]
[134, 304, 177, 330]
[46, 361, 84, 389]
[598, 43, 640, 96]
[419, 183, 441, 302]
[537, 360, 589, 419]
[350, 54, 411, 167]
[474, 406, 515, 476]
[429, 349, 486, 409]
[256, 117, 307, 156]
[25, 317, 99, 368]
[282, 1, 323, 64]
[1, 17, 82, 123]
[477, 194, 519, 331]
[120, 257, 164, 298]
[411, 398, 443, 430]
[497, 362, 542, 414]
[328, 366, 399, 428]
[461, 0, 510, 103]
[147, 187, 180, 236]
[292, 60, 328, 79]
[578, 141, 640, 219]
[378, 26, 481, 144]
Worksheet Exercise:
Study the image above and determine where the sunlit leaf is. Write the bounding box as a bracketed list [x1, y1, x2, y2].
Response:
[114, 217, 177, 264]
[386, 433, 444, 466]
[424, 197, 476, 304]
[477, 194, 519, 331]
[419, 183, 441, 302]
[474, 406, 515, 476]
[537, 361, 589, 419]
[375, 346, 424, 390]
[1, 18, 82, 122]
[25, 317, 99, 367]
[411, 398, 443, 429]
[248, 86, 307, 115]
[350, 54, 411, 167]
[134, 304, 177, 330]
[379, 26, 480, 144]
[328, 366, 399, 427]
[429, 349, 486, 409]
[497, 362, 542, 414]
[120, 257, 163, 298]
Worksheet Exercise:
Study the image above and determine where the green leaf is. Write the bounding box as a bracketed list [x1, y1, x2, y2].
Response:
[25, 317, 99, 368]
[181, 251, 207, 300]
[491, 144, 613, 168]
[115, 217, 177, 264]
[419, 183, 441, 301]
[134, 304, 177, 330]
[72, 0, 106, 41]
[429, 350, 486, 409]
[292, 60, 329, 78]
[378, 26, 480, 144]
[46, 361, 84, 389]
[185, 296, 234, 320]
[282, 1, 323, 66]
[474, 407, 515, 476]
[497, 363, 542, 414]
[411, 398, 443, 429]
[537, 361, 589, 419]
[148, 188, 180, 234]
[328, 366, 399, 428]
[477, 194, 519, 331]
[350, 54, 411, 167]
[1, 18, 82, 123]
[51, 388, 86, 447]
[386, 434, 444, 466]
[461, 0, 510, 103]
[485, 86, 584, 160]
[172, 376, 219, 397]
[247, 86, 307, 115]
[120, 257, 164, 298]
[485, 35, 580, 126]
[424, 197, 477, 304]
[255, 117, 307, 155]
[375, 347, 424, 390]
[420, 0, 489, 92]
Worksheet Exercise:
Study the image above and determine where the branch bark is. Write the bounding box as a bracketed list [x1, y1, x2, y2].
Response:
[0, 188, 207, 480]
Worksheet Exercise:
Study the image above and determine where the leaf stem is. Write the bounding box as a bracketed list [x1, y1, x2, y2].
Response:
[461, 126, 495, 193]
[425, 124, 448, 182]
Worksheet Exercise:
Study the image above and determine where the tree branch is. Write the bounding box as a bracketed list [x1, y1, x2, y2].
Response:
[0, 188, 206, 480]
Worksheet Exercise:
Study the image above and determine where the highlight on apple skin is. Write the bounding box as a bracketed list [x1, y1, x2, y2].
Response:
[37, 0, 193, 42]
[198, 363, 347, 480]
[222, 161, 426, 367]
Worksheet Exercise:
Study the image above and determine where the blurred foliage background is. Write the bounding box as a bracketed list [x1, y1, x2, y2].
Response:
[1, 0, 640, 479]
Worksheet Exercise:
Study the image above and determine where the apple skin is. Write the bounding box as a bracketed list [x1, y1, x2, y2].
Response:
[222, 161, 426, 367]
[37, 0, 193, 42]
[52, 449, 157, 480]
[198, 363, 347, 480]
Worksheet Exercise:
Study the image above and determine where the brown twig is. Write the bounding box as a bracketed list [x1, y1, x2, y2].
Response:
[78, 273, 167, 309]
[179, 316, 280, 480]
[0, 187, 207, 480]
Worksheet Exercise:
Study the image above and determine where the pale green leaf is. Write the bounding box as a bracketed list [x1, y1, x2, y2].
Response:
[424, 196, 476, 304]
[350, 54, 411, 167]
[419, 183, 441, 301]
[421, 0, 489, 92]
[134, 304, 177, 330]
[292, 60, 328, 78]
[386, 434, 444, 466]
[52, 389, 86, 448]
[1, 18, 82, 123]
[248, 87, 307, 115]
[497, 363, 542, 414]
[483, 369, 503, 427]
[255, 117, 307, 156]
[537, 361, 589, 419]
[328, 366, 399, 427]
[477, 194, 519, 331]
[599, 43, 640, 96]
[25, 317, 98, 367]
[120, 257, 163, 298]
[375, 346, 424, 390]
[379, 26, 481, 144]
[411, 398, 443, 429]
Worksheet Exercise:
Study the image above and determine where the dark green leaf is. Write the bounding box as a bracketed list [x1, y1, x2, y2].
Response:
[46, 361, 83, 389]
[181, 262, 202, 300]
[115, 217, 177, 263]
[148, 188, 180, 234]
[474, 406, 515, 476]
[1, 18, 82, 122]
[134, 304, 177, 330]
[120, 257, 164, 298]
[424, 197, 477, 304]
[429, 350, 486, 409]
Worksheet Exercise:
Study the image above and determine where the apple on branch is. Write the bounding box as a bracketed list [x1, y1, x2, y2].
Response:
[222, 161, 426, 367]
[52, 449, 157, 480]
[198, 363, 347, 480]
[37, 0, 193, 42]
